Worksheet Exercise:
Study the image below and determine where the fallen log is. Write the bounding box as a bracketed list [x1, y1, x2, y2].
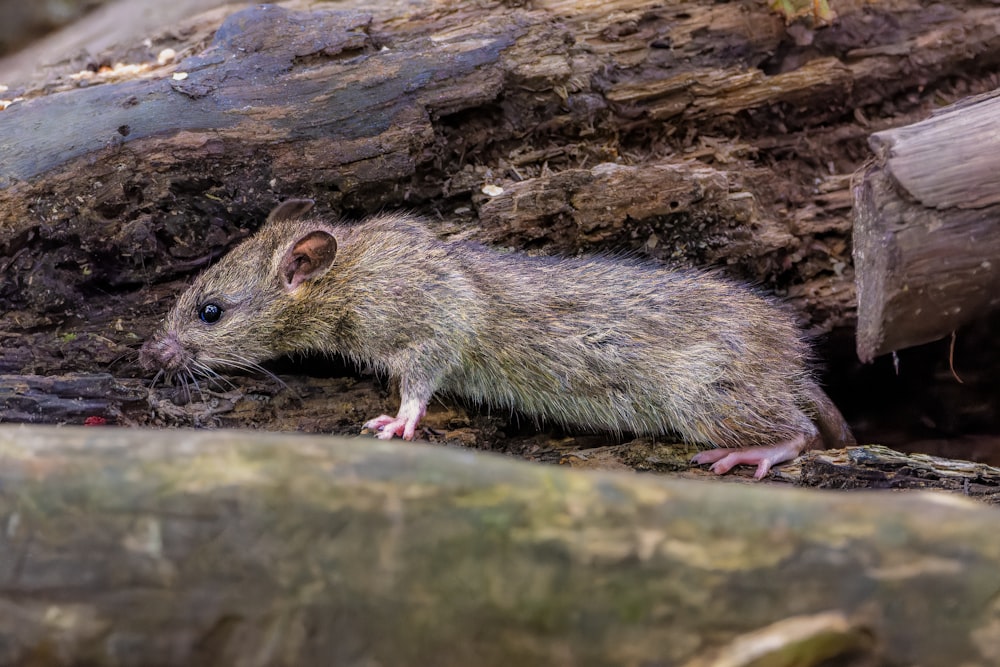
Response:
[3, 0, 1000, 460]
[0, 373, 144, 423]
[6, 0, 1000, 372]
[783, 444, 1000, 503]
[0, 425, 998, 666]
[852, 90, 1000, 362]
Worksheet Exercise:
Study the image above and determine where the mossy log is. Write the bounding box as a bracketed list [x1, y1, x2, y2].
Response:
[0, 425, 999, 666]
[853, 90, 1000, 362]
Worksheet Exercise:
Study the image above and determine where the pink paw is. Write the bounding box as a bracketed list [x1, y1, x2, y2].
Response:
[363, 397, 428, 442]
[363, 414, 419, 441]
[691, 436, 808, 480]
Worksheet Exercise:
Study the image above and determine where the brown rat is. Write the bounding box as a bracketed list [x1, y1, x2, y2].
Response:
[140, 199, 854, 478]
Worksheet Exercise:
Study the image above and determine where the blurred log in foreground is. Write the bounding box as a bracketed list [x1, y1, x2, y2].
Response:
[853, 90, 1000, 363]
[0, 426, 999, 666]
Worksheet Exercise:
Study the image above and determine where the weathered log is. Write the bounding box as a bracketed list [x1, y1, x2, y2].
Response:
[5, 0, 1000, 354]
[3, 0, 1000, 455]
[0, 373, 144, 423]
[783, 444, 1000, 503]
[0, 425, 999, 666]
[853, 90, 1000, 362]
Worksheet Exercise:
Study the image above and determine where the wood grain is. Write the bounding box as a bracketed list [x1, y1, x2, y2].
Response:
[854, 91, 1000, 361]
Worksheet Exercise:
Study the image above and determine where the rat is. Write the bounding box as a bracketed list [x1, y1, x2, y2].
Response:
[140, 199, 854, 478]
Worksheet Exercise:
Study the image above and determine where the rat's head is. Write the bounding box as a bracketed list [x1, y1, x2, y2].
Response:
[140, 199, 339, 379]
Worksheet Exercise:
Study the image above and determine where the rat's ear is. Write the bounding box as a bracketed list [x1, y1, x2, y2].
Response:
[280, 230, 338, 289]
[267, 199, 316, 224]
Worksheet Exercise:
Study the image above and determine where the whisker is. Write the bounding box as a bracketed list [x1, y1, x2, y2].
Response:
[194, 362, 237, 391]
[181, 373, 191, 403]
[211, 354, 298, 401]
[212, 379, 237, 391]
[185, 369, 204, 399]
[210, 354, 289, 391]
[110, 349, 136, 369]
[147, 369, 165, 390]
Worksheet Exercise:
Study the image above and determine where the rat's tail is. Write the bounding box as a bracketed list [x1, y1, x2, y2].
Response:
[804, 381, 856, 448]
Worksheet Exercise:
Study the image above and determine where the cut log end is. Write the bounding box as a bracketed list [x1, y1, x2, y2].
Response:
[853, 93, 1000, 362]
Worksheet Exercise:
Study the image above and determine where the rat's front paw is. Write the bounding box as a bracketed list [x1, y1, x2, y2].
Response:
[364, 415, 396, 431]
[364, 414, 419, 441]
[364, 397, 427, 441]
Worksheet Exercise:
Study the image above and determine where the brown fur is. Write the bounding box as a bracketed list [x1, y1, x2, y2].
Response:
[141, 201, 853, 452]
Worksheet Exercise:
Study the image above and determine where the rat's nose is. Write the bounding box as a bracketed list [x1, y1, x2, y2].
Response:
[139, 334, 189, 373]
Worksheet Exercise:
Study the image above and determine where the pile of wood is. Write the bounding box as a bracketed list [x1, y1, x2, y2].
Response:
[1, 0, 998, 435]
[2, 1, 1000, 663]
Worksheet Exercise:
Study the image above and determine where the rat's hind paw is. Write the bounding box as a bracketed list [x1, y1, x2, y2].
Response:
[691, 436, 808, 479]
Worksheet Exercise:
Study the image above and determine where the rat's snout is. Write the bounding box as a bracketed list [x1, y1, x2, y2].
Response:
[139, 333, 191, 374]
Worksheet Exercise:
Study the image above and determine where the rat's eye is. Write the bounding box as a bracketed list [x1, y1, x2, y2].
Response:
[199, 302, 223, 324]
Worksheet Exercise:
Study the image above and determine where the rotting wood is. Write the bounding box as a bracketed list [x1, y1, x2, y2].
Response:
[0, 373, 144, 423]
[853, 90, 1000, 362]
[1, 0, 1000, 460]
[777, 444, 1000, 503]
[5, 0, 1000, 358]
[0, 425, 999, 666]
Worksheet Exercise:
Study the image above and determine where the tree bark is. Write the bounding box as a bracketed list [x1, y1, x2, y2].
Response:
[853, 90, 1000, 362]
[0, 373, 143, 422]
[5, 0, 1000, 346]
[0, 425, 999, 667]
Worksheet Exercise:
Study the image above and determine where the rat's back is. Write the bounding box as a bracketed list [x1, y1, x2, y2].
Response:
[441, 249, 817, 447]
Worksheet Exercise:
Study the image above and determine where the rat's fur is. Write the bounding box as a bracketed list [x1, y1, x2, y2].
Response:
[142, 200, 852, 474]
